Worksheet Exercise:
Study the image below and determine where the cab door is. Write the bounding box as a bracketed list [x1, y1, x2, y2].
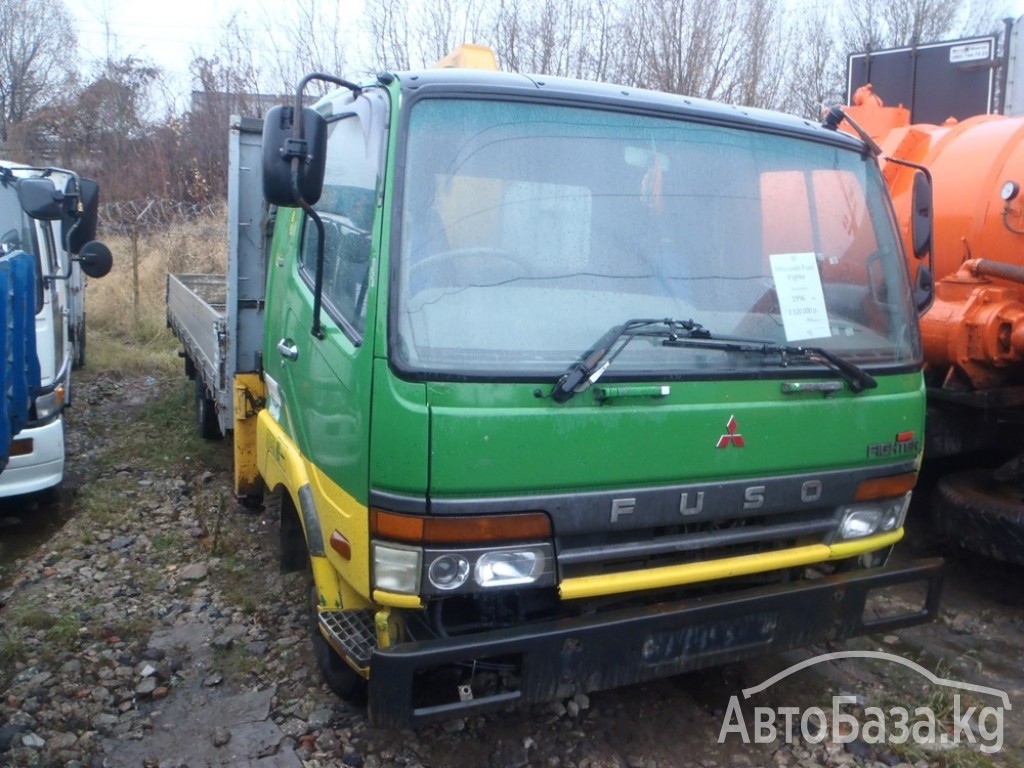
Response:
[31, 219, 66, 392]
[264, 88, 389, 583]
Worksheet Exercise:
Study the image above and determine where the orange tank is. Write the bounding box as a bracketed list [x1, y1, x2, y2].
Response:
[845, 94, 1024, 390]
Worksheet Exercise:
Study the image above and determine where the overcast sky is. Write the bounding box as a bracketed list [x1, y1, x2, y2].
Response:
[62, 0, 337, 109]
[63, 0, 1024, 108]
[65, 0, 240, 65]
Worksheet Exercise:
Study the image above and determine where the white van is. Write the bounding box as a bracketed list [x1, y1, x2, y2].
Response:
[0, 163, 112, 498]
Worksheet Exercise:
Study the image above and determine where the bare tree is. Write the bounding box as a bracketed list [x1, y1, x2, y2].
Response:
[413, 0, 489, 65]
[843, 0, 1001, 52]
[782, 0, 1006, 120]
[626, 0, 750, 100]
[366, 0, 415, 70]
[785, 4, 847, 119]
[265, 0, 352, 97]
[493, 0, 612, 79]
[731, 0, 791, 108]
[9, 56, 165, 198]
[0, 0, 77, 144]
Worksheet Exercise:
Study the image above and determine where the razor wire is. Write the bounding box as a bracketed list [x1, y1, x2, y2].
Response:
[99, 199, 223, 235]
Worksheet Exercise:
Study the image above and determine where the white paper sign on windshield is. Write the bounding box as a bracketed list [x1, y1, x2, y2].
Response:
[769, 252, 831, 341]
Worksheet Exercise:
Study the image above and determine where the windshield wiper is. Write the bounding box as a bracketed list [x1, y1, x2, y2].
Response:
[551, 319, 878, 403]
[551, 318, 706, 403]
[660, 334, 878, 393]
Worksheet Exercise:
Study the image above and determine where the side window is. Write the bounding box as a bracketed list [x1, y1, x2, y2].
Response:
[300, 103, 384, 337]
[36, 222, 56, 315]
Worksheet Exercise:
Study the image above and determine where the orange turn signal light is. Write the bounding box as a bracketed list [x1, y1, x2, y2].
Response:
[854, 472, 917, 501]
[10, 438, 33, 457]
[370, 509, 552, 544]
[330, 531, 352, 560]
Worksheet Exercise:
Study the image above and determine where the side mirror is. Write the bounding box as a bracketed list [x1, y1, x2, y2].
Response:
[63, 178, 100, 254]
[77, 240, 113, 279]
[911, 170, 932, 260]
[17, 178, 64, 221]
[262, 105, 328, 207]
[913, 263, 934, 314]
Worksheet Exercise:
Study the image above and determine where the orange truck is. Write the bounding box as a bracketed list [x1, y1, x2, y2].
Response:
[842, 44, 1024, 562]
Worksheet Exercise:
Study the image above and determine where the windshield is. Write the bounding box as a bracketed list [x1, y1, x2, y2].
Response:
[0, 182, 28, 255]
[393, 98, 920, 379]
[0, 179, 44, 315]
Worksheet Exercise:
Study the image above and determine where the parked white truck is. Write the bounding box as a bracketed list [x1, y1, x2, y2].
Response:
[0, 163, 112, 495]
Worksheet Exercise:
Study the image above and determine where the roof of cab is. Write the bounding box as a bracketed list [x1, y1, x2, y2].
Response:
[380, 67, 862, 150]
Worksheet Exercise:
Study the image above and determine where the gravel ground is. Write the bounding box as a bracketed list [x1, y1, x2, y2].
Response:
[1, 370, 1023, 768]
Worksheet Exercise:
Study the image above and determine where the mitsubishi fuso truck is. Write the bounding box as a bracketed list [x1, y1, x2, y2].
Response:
[167, 57, 943, 728]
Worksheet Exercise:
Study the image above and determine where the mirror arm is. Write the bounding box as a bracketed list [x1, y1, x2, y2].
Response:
[304, 203, 327, 340]
[61, 215, 84, 257]
[288, 72, 360, 205]
[44, 254, 86, 281]
[308, 207, 327, 340]
[886, 157, 935, 273]
[823, 106, 884, 157]
[43, 267, 72, 281]
[882, 155, 933, 187]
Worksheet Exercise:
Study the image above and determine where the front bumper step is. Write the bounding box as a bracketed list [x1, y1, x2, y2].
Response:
[320, 609, 376, 666]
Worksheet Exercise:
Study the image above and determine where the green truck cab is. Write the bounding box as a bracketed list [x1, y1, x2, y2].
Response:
[171, 65, 942, 728]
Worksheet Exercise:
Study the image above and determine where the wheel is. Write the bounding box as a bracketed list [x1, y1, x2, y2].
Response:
[933, 469, 1024, 565]
[72, 323, 86, 369]
[194, 377, 222, 440]
[410, 247, 525, 288]
[272, 486, 368, 704]
[309, 571, 368, 704]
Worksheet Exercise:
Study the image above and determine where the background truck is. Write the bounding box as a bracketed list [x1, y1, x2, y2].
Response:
[0, 242, 37, 476]
[168, 58, 943, 728]
[844, 18, 1024, 563]
[0, 163, 112, 495]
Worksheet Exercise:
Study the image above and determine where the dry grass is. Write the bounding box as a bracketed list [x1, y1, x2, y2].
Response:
[86, 209, 228, 373]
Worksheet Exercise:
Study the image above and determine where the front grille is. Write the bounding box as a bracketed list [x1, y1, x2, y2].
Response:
[555, 509, 837, 579]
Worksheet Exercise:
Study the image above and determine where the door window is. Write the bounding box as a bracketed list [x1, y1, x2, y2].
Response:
[299, 102, 386, 339]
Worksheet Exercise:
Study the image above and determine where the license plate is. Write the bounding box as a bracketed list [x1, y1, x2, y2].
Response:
[642, 611, 780, 667]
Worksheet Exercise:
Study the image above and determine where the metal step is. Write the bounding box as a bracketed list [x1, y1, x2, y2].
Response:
[319, 609, 377, 666]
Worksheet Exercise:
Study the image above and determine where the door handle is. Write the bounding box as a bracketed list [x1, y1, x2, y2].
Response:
[277, 339, 299, 361]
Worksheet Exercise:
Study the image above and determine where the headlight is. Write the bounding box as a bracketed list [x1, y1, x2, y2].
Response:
[839, 509, 883, 539]
[34, 387, 65, 420]
[372, 543, 422, 594]
[369, 509, 555, 597]
[475, 549, 547, 588]
[834, 492, 911, 542]
[427, 554, 471, 591]
[416, 544, 555, 595]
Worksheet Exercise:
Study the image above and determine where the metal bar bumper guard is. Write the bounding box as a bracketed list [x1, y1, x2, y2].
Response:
[368, 558, 943, 729]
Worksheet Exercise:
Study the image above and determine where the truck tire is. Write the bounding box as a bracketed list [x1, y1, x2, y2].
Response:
[194, 377, 222, 440]
[934, 469, 1024, 565]
[72, 324, 86, 369]
[273, 486, 368, 704]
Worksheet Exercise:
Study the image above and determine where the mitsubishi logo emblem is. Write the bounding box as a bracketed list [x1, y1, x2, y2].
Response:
[717, 415, 745, 448]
